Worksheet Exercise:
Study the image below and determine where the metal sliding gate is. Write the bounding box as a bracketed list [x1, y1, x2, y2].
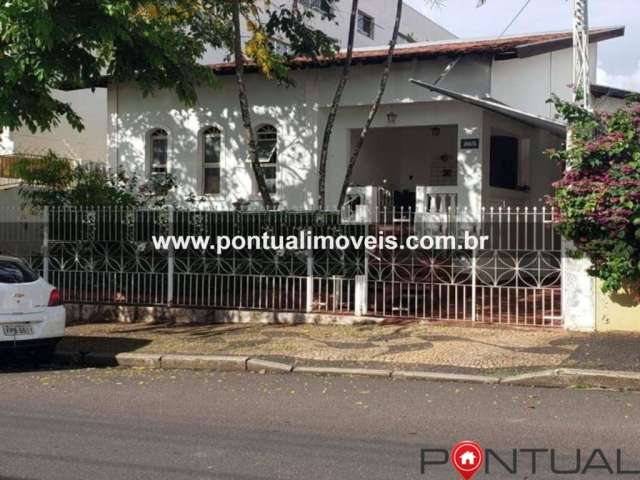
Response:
[364, 206, 563, 327]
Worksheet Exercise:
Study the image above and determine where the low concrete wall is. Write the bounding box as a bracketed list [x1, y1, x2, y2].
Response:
[65, 304, 383, 326]
[595, 281, 640, 332]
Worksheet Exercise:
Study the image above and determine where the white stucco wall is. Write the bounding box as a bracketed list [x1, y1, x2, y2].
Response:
[490, 45, 598, 119]
[399, 3, 456, 42]
[9, 1, 453, 168]
[481, 111, 562, 209]
[10, 88, 108, 163]
[592, 94, 627, 113]
[350, 125, 458, 191]
[0, 129, 14, 155]
[109, 55, 491, 211]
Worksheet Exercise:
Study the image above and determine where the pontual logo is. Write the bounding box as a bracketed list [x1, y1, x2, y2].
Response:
[451, 441, 484, 480]
[421, 442, 640, 477]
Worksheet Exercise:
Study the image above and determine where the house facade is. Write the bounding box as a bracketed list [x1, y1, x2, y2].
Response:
[0, 1, 453, 169]
[106, 28, 623, 216]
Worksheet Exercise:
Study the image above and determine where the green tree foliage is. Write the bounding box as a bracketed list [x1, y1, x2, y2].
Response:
[0, 0, 221, 133]
[2, 0, 338, 209]
[548, 96, 640, 294]
[213, 0, 338, 208]
[0, 0, 338, 134]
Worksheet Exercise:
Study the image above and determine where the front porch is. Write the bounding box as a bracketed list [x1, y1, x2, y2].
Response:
[340, 107, 563, 225]
[343, 124, 461, 224]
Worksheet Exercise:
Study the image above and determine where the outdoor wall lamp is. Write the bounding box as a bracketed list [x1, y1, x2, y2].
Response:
[387, 111, 398, 124]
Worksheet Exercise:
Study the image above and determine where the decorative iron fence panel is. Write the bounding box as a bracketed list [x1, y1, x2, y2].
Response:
[0, 205, 563, 326]
[365, 206, 563, 327]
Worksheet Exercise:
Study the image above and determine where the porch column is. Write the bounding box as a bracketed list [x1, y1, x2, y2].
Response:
[456, 112, 483, 221]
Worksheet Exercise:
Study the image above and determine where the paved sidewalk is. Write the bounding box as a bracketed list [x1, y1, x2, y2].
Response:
[60, 322, 640, 376]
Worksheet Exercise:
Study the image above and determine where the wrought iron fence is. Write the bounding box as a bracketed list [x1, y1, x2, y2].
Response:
[364, 205, 563, 326]
[1, 206, 363, 315]
[0, 205, 564, 326]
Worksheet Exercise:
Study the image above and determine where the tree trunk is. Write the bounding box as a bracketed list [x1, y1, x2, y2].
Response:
[316, 0, 359, 210]
[232, 0, 274, 209]
[337, 0, 403, 209]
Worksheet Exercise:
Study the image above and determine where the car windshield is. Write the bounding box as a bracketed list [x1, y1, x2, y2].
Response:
[0, 260, 39, 284]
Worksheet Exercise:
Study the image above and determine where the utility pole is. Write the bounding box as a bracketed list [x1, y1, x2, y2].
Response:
[572, 0, 591, 110]
[563, 0, 596, 333]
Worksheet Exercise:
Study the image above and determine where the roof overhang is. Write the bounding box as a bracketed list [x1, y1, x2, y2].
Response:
[510, 26, 625, 59]
[64, 27, 625, 89]
[591, 83, 640, 99]
[208, 27, 625, 75]
[410, 79, 566, 137]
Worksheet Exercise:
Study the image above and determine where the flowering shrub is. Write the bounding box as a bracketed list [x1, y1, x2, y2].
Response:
[548, 96, 640, 294]
[10, 151, 176, 208]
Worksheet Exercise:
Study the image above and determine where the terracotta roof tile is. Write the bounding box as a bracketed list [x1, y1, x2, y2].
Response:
[208, 27, 623, 74]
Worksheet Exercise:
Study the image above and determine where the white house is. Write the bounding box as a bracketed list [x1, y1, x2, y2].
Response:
[0, 1, 453, 168]
[105, 26, 624, 215]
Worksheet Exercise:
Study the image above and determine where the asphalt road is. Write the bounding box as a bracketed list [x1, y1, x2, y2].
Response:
[0, 366, 639, 480]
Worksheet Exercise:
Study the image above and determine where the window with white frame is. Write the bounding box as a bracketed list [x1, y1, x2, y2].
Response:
[149, 128, 168, 175]
[256, 125, 278, 195]
[357, 10, 374, 39]
[202, 127, 222, 195]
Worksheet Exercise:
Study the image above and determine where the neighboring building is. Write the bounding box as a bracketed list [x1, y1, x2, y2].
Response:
[202, 0, 456, 63]
[105, 27, 624, 214]
[591, 83, 639, 112]
[0, 88, 107, 164]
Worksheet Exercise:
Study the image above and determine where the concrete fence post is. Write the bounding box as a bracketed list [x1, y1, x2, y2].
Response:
[354, 275, 368, 317]
[562, 240, 596, 331]
[306, 251, 313, 313]
[166, 205, 175, 306]
[354, 252, 369, 317]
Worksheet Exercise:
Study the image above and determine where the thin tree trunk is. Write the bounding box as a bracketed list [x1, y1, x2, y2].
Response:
[316, 0, 359, 210]
[337, 0, 403, 209]
[292, 0, 299, 13]
[232, 0, 274, 209]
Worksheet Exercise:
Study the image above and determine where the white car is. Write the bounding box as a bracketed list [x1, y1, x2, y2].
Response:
[0, 256, 65, 362]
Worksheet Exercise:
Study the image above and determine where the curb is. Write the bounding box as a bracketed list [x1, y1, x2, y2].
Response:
[294, 366, 392, 378]
[247, 358, 294, 373]
[392, 370, 499, 384]
[53, 350, 640, 391]
[160, 354, 248, 371]
[500, 369, 561, 385]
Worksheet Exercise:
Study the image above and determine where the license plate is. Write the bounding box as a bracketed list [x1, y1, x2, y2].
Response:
[2, 324, 34, 336]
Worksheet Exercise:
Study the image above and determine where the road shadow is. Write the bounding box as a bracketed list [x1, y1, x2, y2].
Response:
[57, 335, 151, 355]
[551, 333, 640, 372]
[1, 336, 152, 374]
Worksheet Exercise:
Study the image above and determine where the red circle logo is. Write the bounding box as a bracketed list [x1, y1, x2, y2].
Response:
[451, 441, 484, 480]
